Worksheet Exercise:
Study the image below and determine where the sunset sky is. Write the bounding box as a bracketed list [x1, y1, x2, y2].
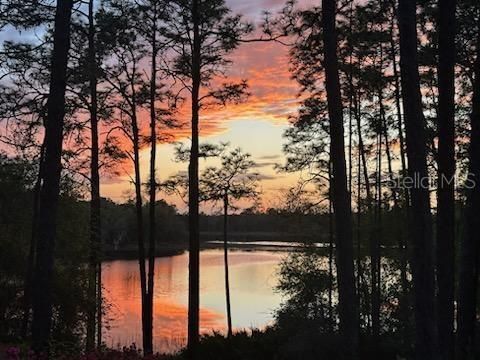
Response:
[102, 0, 319, 211]
[0, 0, 320, 211]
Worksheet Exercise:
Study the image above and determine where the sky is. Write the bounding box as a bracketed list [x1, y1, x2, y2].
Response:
[102, 0, 320, 211]
[0, 0, 320, 212]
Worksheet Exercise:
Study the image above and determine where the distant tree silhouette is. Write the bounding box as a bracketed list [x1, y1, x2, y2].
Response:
[200, 148, 259, 337]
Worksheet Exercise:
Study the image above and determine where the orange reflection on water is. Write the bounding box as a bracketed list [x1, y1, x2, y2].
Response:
[101, 249, 284, 353]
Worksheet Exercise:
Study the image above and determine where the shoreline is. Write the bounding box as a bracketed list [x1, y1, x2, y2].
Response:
[101, 239, 404, 261]
[101, 240, 328, 261]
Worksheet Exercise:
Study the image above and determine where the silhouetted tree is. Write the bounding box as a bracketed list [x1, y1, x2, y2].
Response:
[86, 0, 101, 350]
[457, 12, 480, 360]
[97, 0, 150, 353]
[322, 0, 359, 357]
[163, 1, 251, 353]
[397, 0, 436, 358]
[136, 0, 172, 353]
[436, 0, 456, 358]
[200, 148, 259, 337]
[31, 0, 74, 353]
[0, 40, 50, 340]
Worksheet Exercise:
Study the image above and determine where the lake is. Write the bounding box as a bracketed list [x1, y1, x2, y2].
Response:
[101, 249, 286, 353]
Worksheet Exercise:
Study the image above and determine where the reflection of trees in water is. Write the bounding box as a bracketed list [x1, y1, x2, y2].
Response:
[276, 248, 412, 335]
[102, 250, 282, 353]
[104, 295, 224, 353]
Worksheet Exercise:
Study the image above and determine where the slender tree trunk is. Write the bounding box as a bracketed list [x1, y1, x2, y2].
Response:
[145, 5, 158, 355]
[371, 63, 389, 338]
[347, 28, 363, 329]
[328, 161, 335, 332]
[353, 92, 372, 204]
[372, 118, 382, 340]
[96, 262, 102, 345]
[371, 117, 382, 340]
[381, 92, 410, 343]
[390, 16, 408, 188]
[131, 88, 147, 356]
[187, 0, 201, 355]
[389, 11, 410, 341]
[397, 1, 436, 358]
[349, 112, 353, 194]
[354, 90, 373, 331]
[223, 193, 233, 338]
[22, 141, 45, 339]
[380, 94, 399, 208]
[356, 134, 363, 330]
[457, 20, 480, 360]
[31, 0, 73, 353]
[383, 120, 398, 206]
[348, 92, 353, 195]
[347, 0, 354, 196]
[322, 0, 359, 357]
[86, 0, 101, 350]
[436, 0, 456, 359]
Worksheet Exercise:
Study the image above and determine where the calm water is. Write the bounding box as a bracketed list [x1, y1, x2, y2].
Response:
[101, 249, 286, 353]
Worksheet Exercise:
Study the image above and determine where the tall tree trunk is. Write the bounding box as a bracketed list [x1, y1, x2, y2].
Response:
[371, 60, 388, 338]
[322, 0, 359, 357]
[389, 11, 410, 341]
[22, 140, 45, 339]
[436, 0, 456, 358]
[355, 134, 363, 330]
[347, 25, 363, 329]
[347, 0, 354, 196]
[187, 0, 201, 355]
[371, 112, 382, 340]
[371, 117, 382, 339]
[86, 0, 101, 350]
[354, 90, 373, 331]
[328, 160, 335, 332]
[96, 262, 102, 345]
[397, 0, 436, 358]
[349, 110, 353, 195]
[457, 19, 480, 360]
[382, 92, 410, 343]
[145, 5, 158, 355]
[31, 0, 73, 353]
[223, 192, 233, 338]
[131, 88, 147, 357]
[390, 15, 408, 189]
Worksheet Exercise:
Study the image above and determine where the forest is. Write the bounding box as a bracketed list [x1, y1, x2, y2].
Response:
[0, 0, 479, 359]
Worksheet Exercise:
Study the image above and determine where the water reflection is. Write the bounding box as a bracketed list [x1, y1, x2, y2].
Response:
[101, 249, 285, 353]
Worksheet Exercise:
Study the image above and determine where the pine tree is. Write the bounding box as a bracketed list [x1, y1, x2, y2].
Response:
[397, 0, 436, 357]
[31, 0, 74, 353]
[322, 0, 359, 357]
